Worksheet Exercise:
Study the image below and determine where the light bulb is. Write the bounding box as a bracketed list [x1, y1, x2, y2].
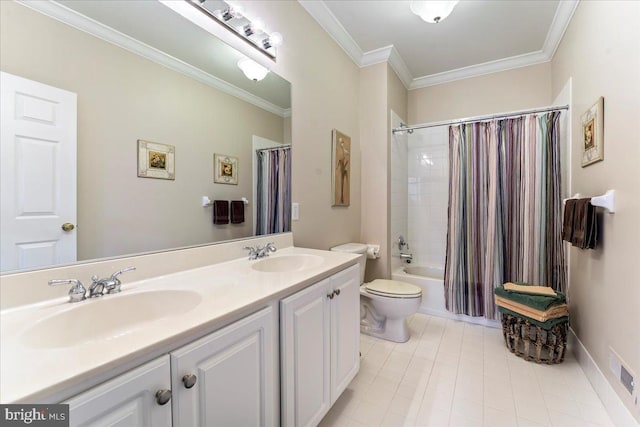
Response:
[252, 18, 265, 33]
[269, 32, 283, 47]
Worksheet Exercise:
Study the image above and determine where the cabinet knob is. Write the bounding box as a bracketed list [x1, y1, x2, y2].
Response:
[182, 374, 197, 389]
[326, 293, 334, 299]
[155, 389, 172, 405]
[334, 289, 341, 296]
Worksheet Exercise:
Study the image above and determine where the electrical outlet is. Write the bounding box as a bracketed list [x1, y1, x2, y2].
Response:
[291, 203, 299, 221]
[609, 347, 636, 402]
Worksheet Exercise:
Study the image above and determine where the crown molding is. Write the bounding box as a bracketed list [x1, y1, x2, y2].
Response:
[300, 0, 578, 91]
[17, 0, 289, 118]
[298, 0, 363, 65]
[542, 0, 579, 59]
[387, 46, 413, 89]
[410, 50, 550, 89]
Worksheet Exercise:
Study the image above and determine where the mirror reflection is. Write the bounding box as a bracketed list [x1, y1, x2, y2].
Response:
[0, 0, 292, 274]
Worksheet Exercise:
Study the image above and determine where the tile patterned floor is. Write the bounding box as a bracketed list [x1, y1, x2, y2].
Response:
[320, 313, 614, 427]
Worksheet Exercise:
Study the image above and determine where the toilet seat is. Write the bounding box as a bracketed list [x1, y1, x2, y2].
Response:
[364, 279, 421, 299]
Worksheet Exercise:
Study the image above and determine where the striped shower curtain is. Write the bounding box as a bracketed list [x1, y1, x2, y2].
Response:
[256, 146, 291, 235]
[444, 112, 565, 319]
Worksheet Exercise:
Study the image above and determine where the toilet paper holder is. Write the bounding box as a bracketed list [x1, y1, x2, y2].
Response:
[366, 244, 380, 259]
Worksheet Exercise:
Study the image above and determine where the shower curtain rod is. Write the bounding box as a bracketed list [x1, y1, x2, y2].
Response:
[256, 144, 292, 152]
[392, 104, 569, 134]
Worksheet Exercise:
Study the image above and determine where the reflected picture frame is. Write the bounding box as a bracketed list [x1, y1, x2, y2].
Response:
[331, 129, 351, 206]
[581, 97, 604, 167]
[137, 139, 175, 180]
[214, 153, 238, 185]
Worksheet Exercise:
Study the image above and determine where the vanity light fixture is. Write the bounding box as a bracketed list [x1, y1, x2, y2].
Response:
[189, 0, 281, 60]
[237, 58, 269, 81]
[410, 0, 459, 23]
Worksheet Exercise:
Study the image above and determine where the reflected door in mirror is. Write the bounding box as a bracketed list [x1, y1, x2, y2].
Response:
[0, 72, 77, 272]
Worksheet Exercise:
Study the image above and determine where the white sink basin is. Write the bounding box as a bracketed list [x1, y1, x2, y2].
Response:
[251, 254, 324, 273]
[21, 290, 202, 349]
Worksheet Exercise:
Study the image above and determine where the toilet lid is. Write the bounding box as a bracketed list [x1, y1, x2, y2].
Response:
[365, 279, 422, 298]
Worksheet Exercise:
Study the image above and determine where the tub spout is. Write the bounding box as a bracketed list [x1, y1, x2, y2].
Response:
[399, 253, 413, 263]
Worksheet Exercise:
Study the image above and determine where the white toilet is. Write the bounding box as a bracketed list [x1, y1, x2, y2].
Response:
[330, 243, 422, 343]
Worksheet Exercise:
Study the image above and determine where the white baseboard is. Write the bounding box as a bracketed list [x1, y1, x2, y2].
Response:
[568, 328, 639, 427]
[418, 307, 501, 328]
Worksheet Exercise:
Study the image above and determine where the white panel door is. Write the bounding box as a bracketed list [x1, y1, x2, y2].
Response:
[280, 278, 332, 427]
[0, 71, 77, 272]
[65, 356, 172, 427]
[330, 264, 361, 404]
[170, 307, 274, 427]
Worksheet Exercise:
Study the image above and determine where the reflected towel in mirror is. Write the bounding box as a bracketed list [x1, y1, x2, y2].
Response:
[213, 200, 229, 225]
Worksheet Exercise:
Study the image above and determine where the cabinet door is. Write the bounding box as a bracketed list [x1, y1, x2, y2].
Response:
[170, 307, 274, 427]
[330, 264, 361, 404]
[65, 356, 172, 427]
[280, 278, 331, 427]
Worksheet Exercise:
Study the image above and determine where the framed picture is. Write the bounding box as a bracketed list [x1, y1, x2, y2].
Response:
[137, 140, 175, 180]
[331, 129, 351, 206]
[581, 97, 604, 167]
[214, 153, 238, 185]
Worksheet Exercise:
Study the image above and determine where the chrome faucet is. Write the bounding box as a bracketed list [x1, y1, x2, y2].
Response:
[258, 242, 277, 258]
[397, 235, 409, 251]
[89, 267, 136, 298]
[48, 279, 87, 303]
[244, 243, 277, 260]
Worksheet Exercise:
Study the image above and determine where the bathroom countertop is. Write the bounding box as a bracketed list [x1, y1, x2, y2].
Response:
[0, 247, 359, 404]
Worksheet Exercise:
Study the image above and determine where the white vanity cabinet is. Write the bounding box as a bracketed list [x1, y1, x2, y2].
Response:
[65, 356, 172, 427]
[65, 307, 274, 427]
[280, 264, 360, 427]
[170, 306, 275, 427]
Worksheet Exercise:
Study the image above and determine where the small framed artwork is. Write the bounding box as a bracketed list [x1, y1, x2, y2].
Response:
[137, 140, 175, 180]
[331, 129, 351, 206]
[214, 153, 238, 185]
[581, 96, 604, 167]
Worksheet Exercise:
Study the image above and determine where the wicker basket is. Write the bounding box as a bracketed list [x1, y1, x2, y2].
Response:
[501, 313, 568, 364]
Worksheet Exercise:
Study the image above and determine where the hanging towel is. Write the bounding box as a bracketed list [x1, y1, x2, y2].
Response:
[213, 200, 229, 225]
[562, 199, 576, 242]
[571, 198, 598, 249]
[230, 200, 245, 224]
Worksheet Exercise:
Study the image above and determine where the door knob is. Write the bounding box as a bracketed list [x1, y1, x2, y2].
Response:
[61, 223, 75, 232]
[155, 389, 172, 405]
[182, 374, 197, 389]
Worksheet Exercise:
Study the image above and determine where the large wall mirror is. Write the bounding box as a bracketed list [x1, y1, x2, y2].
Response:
[0, 0, 292, 274]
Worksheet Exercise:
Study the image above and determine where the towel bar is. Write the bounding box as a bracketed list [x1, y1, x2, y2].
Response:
[202, 196, 250, 207]
[562, 189, 615, 214]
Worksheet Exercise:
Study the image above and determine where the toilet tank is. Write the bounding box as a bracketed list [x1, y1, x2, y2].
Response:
[330, 243, 368, 284]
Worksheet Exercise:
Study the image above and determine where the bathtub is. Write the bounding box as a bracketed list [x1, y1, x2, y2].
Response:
[392, 265, 499, 328]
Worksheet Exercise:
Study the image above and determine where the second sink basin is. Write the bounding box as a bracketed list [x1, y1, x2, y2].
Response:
[251, 254, 324, 273]
[21, 290, 202, 349]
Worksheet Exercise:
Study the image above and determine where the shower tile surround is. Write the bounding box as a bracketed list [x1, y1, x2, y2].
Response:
[408, 126, 449, 269]
[320, 314, 615, 427]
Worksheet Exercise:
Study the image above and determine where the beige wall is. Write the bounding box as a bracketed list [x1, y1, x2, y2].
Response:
[551, 1, 640, 421]
[359, 63, 388, 280]
[358, 63, 408, 281]
[408, 62, 552, 124]
[0, 2, 284, 261]
[240, 2, 362, 251]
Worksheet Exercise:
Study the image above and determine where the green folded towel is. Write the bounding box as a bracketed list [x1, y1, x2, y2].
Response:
[495, 286, 566, 311]
[498, 307, 569, 329]
[494, 282, 566, 311]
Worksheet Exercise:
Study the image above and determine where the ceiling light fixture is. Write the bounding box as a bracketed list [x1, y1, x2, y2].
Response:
[237, 58, 269, 81]
[410, 1, 459, 24]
